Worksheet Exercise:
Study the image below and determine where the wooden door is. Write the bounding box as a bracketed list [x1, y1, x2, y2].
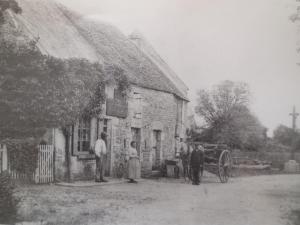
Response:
[131, 128, 141, 157]
[98, 119, 112, 176]
[152, 130, 161, 170]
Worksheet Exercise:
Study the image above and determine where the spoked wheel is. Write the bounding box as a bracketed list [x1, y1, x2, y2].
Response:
[218, 150, 232, 183]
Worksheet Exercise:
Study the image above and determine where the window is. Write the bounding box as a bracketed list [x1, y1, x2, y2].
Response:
[77, 118, 91, 152]
[106, 88, 128, 118]
[133, 92, 142, 119]
[133, 92, 141, 99]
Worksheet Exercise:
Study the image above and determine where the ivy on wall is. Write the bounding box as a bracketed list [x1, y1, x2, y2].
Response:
[0, 39, 130, 173]
[104, 64, 131, 98]
[0, 38, 105, 140]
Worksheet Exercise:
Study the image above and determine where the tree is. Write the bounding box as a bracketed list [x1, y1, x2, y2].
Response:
[195, 80, 266, 150]
[292, 136, 300, 153]
[273, 124, 300, 159]
[273, 125, 297, 146]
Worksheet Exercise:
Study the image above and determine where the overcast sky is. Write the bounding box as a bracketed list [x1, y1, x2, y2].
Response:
[58, 0, 300, 136]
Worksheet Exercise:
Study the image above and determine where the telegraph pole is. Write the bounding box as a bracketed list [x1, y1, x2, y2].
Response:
[289, 106, 299, 131]
[289, 106, 299, 161]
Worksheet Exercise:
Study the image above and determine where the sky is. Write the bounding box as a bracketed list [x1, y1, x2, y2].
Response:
[58, 0, 300, 136]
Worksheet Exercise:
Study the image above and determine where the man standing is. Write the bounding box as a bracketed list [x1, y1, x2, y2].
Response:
[190, 144, 204, 185]
[95, 132, 108, 182]
[175, 136, 180, 158]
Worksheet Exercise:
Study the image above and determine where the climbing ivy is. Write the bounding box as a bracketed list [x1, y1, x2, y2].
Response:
[104, 64, 131, 97]
[0, 35, 131, 173]
[0, 38, 106, 140]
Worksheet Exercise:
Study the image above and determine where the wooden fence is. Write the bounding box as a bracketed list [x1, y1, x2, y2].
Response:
[0, 144, 55, 184]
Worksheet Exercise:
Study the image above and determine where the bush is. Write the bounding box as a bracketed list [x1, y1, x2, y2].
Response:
[5, 138, 39, 176]
[0, 171, 19, 224]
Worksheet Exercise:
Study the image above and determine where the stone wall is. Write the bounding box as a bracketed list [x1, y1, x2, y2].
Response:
[107, 85, 187, 177]
[130, 86, 179, 175]
[232, 150, 300, 169]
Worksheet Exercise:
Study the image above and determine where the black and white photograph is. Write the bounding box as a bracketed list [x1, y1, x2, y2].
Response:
[0, 0, 300, 224]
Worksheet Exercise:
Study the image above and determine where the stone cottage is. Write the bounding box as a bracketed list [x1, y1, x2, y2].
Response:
[5, 0, 189, 180]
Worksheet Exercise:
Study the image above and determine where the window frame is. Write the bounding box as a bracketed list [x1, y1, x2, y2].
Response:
[73, 117, 92, 156]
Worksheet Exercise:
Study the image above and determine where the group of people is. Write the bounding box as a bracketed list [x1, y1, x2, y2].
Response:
[179, 140, 205, 185]
[94, 132, 140, 183]
[94, 132, 204, 186]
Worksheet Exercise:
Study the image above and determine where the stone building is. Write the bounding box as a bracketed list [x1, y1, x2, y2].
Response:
[5, 0, 189, 180]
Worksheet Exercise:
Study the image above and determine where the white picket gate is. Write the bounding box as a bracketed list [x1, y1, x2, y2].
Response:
[0, 144, 55, 184]
[35, 145, 54, 184]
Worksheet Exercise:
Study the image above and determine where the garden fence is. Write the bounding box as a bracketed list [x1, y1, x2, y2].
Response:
[0, 144, 55, 184]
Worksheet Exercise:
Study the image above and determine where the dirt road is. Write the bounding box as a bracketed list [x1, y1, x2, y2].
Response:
[18, 174, 300, 225]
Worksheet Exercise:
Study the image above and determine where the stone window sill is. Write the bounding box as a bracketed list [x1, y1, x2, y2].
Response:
[77, 154, 96, 160]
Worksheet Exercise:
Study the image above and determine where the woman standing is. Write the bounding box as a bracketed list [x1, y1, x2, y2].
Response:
[127, 141, 141, 183]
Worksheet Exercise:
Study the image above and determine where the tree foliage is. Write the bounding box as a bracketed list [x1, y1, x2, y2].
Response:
[273, 125, 297, 146]
[273, 124, 300, 152]
[195, 80, 267, 150]
[292, 135, 300, 152]
[104, 64, 131, 96]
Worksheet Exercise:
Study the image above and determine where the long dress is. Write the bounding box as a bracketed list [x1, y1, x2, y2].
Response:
[128, 147, 141, 179]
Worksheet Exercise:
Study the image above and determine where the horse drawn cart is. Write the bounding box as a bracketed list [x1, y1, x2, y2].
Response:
[188, 142, 233, 183]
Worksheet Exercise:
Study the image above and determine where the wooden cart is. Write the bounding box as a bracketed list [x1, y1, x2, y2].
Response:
[189, 142, 233, 183]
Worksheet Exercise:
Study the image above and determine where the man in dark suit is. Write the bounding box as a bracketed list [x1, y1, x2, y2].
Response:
[190, 144, 204, 185]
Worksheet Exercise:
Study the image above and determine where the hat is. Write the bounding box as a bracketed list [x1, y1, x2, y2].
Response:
[100, 132, 107, 139]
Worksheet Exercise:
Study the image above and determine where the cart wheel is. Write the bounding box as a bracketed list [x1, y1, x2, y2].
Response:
[218, 150, 232, 183]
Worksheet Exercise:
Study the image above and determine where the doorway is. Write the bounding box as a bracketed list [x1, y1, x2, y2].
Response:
[97, 119, 111, 176]
[152, 130, 162, 170]
[131, 128, 141, 157]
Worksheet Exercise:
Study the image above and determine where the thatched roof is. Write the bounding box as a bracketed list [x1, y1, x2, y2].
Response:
[129, 31, 189, 99]
[5, 0, 188, 100]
